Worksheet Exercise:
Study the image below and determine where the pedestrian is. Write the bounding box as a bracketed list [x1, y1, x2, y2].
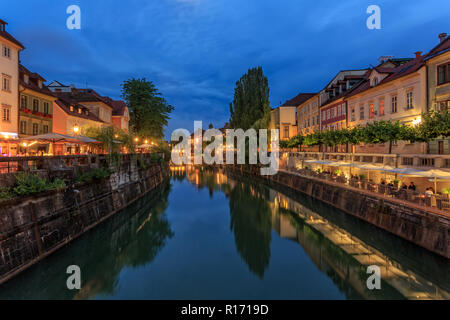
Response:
[408, 182, 416, 191]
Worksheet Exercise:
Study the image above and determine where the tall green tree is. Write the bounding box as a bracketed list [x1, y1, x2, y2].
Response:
[229, 66, 270, 130]
[121, 78, 174, 139]
[418, 110, 450, 140]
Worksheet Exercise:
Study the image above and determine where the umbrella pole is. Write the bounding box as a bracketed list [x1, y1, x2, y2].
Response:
[434, 176, 437, 193]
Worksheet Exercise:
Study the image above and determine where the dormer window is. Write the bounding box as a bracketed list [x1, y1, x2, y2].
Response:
[78, 108, 82, 114]
[38, 80, 43, 89]
[70, 106, 74, 112]
[372, 77, 379, 86]
[85, 110, 89, 115]
[24, 74, 29, 84]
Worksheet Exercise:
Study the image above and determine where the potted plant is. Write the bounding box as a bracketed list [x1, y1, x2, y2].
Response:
[443, 188, 450, 199]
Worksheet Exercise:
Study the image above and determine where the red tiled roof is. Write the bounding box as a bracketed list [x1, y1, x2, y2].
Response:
[281, 93, 316, 107]
[110, 100, 127, 116]
[54, 89, 114, 110]
[347, 36, 450, 98]
[373, 67, 395, 74]
[19, 64, 54, 97]
[423, 35, 450, 60]
[0, 30, 24, 49]
[346, 56, 425, 98]
[55, 98, 104, 123]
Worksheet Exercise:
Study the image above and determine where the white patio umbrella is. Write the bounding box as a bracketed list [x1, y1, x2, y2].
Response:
[402, 169, 450, 192]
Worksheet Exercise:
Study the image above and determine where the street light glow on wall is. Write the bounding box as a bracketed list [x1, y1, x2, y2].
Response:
[412, 117, 422, 126]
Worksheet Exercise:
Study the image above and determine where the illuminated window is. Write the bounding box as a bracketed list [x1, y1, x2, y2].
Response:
[369, 103, 374, 118]
[379, 100, 385, 116]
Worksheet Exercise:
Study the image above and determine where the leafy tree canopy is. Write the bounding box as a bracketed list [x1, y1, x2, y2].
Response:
[121, 78, 174, 139]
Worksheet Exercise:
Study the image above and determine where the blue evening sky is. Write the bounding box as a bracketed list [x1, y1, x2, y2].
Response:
[1, 0, 449, 138]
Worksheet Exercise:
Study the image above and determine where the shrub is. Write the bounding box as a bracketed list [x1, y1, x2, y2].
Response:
[137, 157, 147, 170]
[443, 187, 450, 195]
[76, 167, 112, 184]
[11, 172, 67, 197]
[13, 172, 49, 196]
[0, 186, 12, 202]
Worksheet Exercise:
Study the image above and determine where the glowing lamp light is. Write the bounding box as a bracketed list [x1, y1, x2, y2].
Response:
[22, 142, 27, 147]
[412, 117, 422, 126]
[144, 139, 148, 144]
[73, 125, 80, 134]
[135, 137, 139, 142]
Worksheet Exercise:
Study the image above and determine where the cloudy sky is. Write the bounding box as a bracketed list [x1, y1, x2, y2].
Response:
[1, 0, 449, 138]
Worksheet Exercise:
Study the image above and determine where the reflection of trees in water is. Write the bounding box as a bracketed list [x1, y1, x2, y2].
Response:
[229, 182, 272, 278]
[0, 182, 173, 300]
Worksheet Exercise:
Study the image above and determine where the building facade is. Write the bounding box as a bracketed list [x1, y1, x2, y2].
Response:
[424, 33, 450, 155]
[297, 94, 319, 136]
[0, 19, 23, 155]
[18, 65, 55, 138]
[271, 93, 315, 140]
[346, 52, 428, 154]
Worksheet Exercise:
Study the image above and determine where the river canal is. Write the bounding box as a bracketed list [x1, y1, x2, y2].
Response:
[0, 167, 448, 299]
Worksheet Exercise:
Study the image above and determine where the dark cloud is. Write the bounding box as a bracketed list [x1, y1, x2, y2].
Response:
[1, 0, 448, 138]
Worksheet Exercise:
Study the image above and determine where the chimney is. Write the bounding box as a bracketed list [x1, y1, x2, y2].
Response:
[415, 51, 422, 59]
[439, 33, 447, 43]
[0, 19, 7, 32]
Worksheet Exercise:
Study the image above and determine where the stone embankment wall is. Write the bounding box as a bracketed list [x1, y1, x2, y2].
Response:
[226, 165, 450, 259]
[0, 159, 169, 284]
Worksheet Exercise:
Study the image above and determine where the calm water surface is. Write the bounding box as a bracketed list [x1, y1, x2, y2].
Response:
[0, 167, 449, 299]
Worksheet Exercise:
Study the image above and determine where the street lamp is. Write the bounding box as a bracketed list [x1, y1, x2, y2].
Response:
[73, 125, 80, 134]
[144, 139, 148, 144]
[134, 137, 139, 143]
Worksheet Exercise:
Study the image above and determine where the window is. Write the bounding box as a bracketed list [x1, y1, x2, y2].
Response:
[3, 45, 11, 58]
[369, 103, 374, 119]
[342, 105, 346, 114]
[360, 106, 365, 120]
[33, 99, 39, 112]
[2, 106, 10, 122]
[78, 108, 82, 114]
[337, 105, 341, 116]
[351, 106, 355, 121]
[21, 95, 27, 108]
[2, 75, 11, 91]
[327, 109, 330, 120]
[437, 64, 450, 85]
[43, 102, 49, 114]
[70, 106, 74, 112]
[391, 96, 398, 113]
[20, 121, 27, 134]
[373, 78, 378, 86]
[32, 123, 38, 135]
[43, 125, 49, 133]
[283, 126, 289, 139]
[379, 100, 385, 116]
[406, 91, 414, 109]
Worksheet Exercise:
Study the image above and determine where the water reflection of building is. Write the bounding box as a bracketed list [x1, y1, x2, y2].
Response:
[268, 189, 450, 300]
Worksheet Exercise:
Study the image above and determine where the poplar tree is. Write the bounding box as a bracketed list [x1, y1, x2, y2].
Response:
[229, 66, 270, 130]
